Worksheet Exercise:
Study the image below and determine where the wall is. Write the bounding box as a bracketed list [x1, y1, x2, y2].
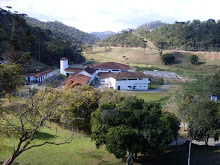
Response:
[113, 78, 150, 91]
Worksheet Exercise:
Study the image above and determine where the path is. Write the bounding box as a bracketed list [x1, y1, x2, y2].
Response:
[170, 138, 220, 146]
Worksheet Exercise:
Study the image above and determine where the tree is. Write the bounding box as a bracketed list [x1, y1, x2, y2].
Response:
[161, 53, 175, 65]
[0, 64, 24, 100]
[167, 92, 220, 165]
[188, 54, 198, 64]
[59, 86, 100, 133]
[0, 88, 73, 165]
[209, 70, 220, 95]
[91, 97, 179, 164]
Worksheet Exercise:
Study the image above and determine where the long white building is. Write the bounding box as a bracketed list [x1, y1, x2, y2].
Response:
[100, 72, 150, 91]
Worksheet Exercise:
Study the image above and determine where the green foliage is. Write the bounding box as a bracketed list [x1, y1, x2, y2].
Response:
[25, 18, 99, 45]
[209, 70, 220, 95]
[0, 9, 85, 66]
[188, 54, 198, 64]
[161, 53, 175, 65]
[59, 86, 100, 133]
[0, 64, 24, 98]
[168, 92, 220, 145]
[91, 97, 179, 159]
[98, 30, 146, 48]
[140, 19, 220, 51]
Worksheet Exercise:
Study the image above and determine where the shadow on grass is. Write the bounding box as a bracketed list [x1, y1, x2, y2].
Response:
[34, 132, 56, 140]
[197, 61, 206, 65]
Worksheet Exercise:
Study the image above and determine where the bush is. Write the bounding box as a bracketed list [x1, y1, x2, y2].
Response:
[188, 54, 198, 64]
[161, 53, 175, 65]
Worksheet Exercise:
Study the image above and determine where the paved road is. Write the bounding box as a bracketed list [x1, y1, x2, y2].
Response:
[170, 138, 220, 146]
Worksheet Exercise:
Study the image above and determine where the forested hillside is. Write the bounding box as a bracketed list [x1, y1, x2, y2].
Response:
[0, 8, 85, 66]
[26, 17, 100, 45]
[138, 19, 220, 51]
[97, 30, 146, 48]
[91, 31, 116, 40]
[137, 20, 165, 30]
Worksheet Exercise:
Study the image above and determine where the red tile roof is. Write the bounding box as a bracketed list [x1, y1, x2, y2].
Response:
[64, 68, 83, 73]
[64, 74, 90, 85]
[35, 69, 53, 78]
[98, 72, 114, 79]
[91, 62, 131, 70]
[110, 72, 149, 80]
[60, 57, 68, 60]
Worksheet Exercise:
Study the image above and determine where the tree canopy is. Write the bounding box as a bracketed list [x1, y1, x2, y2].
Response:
[138, 19, 220, 51]
[91, 97, 179, 163]
[161, 53, 175, 65]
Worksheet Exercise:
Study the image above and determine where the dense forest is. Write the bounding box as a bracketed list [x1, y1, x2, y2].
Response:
[0, 8, 85, 66]
[90, 31, 116, 40]
[26, 17, 100, 45]
[97, 29, 147, 48]
[138, 19, 220, 51]
[137, 20, 165, 30]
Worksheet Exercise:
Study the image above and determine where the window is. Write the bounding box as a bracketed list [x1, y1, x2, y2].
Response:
[139, 78, 143, 80]
[128, 86, 132, 88]
[112, 70, 119, 71]
[128, 79, 137, 80]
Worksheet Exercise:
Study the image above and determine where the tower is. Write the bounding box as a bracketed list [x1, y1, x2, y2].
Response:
[60, 57, 69, 75]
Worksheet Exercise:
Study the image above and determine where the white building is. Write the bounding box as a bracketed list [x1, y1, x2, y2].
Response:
[60, 57, 69, 75]
[101, 72, 150, 91]
[25, 69, 53, 83]
[60, 57, 97, 86]
[91, 62, 131, 73]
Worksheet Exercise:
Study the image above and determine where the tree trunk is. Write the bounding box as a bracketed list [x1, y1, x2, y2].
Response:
[205, 136, 209, 146]
[126, 152, 133, 165]
[188, 140, 192, 165]
[3, 152, 19, 165]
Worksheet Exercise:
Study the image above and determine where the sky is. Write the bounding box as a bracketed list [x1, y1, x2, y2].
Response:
[1, 0, 220, 33]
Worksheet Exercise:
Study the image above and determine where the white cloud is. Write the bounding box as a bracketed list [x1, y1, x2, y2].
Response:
[1, 0, 220, 32]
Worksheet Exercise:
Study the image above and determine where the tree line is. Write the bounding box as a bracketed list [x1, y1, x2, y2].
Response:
[97, 29, 147, 48]
[0, 8, 85, 67]
[138, 19, 220, 51]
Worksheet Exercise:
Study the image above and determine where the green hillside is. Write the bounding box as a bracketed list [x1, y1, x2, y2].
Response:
[0, 9, 85, 66]
[26, 17, 100, 45]
[138, 19, 220, 51]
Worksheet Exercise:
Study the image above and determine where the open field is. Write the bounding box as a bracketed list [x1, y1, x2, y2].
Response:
[84, 47, 219, 101]
[1, 127, 219, 165]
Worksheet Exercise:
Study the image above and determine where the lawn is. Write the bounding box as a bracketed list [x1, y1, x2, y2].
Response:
[1, 127, 219, 165]
[0, 127, 124, 165]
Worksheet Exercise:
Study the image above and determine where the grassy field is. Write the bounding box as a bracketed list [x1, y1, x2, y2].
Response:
[1, 127, 219, 165]
[84, 47, 220, 103]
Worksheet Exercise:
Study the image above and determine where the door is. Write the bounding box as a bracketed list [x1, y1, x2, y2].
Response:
[118, 86, 120, 90]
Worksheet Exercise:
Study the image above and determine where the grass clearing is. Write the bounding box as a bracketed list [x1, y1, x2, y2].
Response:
[1, 127, 219, 165]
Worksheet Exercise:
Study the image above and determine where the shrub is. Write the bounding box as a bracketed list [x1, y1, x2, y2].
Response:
[188, 54, 198, 64]
[161, 53, 175, 65]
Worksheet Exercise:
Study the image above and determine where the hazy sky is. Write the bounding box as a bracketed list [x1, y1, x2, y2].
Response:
[1, 0, 220, 32]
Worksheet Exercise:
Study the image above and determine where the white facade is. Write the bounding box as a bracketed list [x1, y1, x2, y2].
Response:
[210, 95, 218, 102]
[25, 71, 53, 83]
[95, 68, 128, 74]
[102, 77, 150, 91]
[60, 59, 69, 75]
[25, 75, 35, 82]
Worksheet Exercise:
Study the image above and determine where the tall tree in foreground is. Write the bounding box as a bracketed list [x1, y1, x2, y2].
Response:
[91, 97, 179, 165]
[0, 88, 73, 165]
[0, 64, 24, 100]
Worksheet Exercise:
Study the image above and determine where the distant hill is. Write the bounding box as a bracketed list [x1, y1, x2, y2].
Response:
[25, 17, 100, 45]
[139, 19, 220, 51]
[137, 21, 165, 30]
[0, 9, 85, 66]
[97, 30, 146, 48]
[91, 31, 116, 40]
